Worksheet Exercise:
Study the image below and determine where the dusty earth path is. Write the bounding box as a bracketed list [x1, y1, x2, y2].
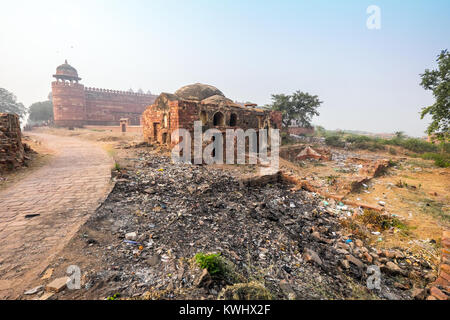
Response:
[0, 132, 113, 299]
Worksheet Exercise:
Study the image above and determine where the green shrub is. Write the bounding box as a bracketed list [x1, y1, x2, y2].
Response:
[388, 147, 397, 155]
[384, 138, 438, 153]
[415, 152, 450, 168]
[325, 135, 345, 148]
[345, 135, 372, 143]
[195, 252, 224, 275]
[107, 293, 120, 300]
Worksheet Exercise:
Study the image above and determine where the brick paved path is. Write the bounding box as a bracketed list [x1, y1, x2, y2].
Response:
[0, 133, 113, 299]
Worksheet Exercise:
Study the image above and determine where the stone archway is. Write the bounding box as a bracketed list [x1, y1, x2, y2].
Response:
[213, 112, 225, 126]
[229, 113, 237, 126]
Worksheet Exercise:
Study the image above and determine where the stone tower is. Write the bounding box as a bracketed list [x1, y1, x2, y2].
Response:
[51, 60, 86, 127]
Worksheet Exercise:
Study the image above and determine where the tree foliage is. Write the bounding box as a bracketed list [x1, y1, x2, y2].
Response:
[420, 50, 450, 140]
[28, 100, 53, 124]
[269, 91, 322, 128]
[0, 87, 26, 118]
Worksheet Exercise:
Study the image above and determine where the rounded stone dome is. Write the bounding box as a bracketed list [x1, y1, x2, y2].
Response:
[54, 60, 81, 80]
[201, 95, 238, 107]
[175, 83, 224, 101]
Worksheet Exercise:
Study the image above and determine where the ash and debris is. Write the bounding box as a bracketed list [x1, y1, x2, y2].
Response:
[54, 147, 437, 300]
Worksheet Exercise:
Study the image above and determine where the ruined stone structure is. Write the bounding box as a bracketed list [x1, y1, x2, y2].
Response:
[142, 83, 282, 157]
[288, 126, 315, 136]
[51, 61, 157, 127]
[0, 113, 24, 172]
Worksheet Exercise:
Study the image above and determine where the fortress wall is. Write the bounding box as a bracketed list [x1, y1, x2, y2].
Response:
[84, 88, 156, 126]
[52, 81, 86, 127]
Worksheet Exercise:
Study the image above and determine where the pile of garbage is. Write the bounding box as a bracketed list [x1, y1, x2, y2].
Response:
[54, 148, 438, 300]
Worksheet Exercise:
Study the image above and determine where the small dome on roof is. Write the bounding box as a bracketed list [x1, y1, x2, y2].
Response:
[53, 60, 81, 80]
[175, 83, 224, 101]
[201, 95, 239, 107]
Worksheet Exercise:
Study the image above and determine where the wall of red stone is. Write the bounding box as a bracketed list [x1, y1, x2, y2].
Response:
[0, 113, 24, 172]
[84, 88, 156, 126]
[52, 82, 157, 127]
[52, 81, 86, 127]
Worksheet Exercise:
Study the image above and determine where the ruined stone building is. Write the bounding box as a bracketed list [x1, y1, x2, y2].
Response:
[51, 61, 157, 127]
[0, 113, 24, 171]
[142, 83, 282, 150]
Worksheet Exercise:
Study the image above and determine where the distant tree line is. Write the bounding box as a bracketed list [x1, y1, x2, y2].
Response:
[0, 88, 53, 126]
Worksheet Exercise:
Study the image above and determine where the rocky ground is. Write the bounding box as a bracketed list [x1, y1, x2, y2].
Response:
[22, 143, 444, 300]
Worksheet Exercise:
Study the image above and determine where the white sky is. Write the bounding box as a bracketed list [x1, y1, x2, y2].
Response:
[1, 0, 449, 137]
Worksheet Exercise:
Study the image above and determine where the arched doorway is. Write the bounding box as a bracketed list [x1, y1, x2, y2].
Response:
[229, 113, 237, 126]
[213, 112, 225, 126]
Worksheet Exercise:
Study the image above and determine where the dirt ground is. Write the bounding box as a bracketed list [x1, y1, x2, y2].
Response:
[280, 143, 449, 271]
[6, 128, 448, 300]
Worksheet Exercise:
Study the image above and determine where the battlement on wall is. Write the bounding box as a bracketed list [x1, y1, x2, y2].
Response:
[84, 87, 156, 97]
[51, 81, 84, 88]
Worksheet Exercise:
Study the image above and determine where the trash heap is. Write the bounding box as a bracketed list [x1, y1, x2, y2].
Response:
[63, 148, 439, 300]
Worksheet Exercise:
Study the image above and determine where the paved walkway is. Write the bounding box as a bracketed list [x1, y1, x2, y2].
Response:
[0, 133, 113, 299]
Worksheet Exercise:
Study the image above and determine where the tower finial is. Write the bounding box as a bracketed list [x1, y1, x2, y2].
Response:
[65, 59, 68, 64]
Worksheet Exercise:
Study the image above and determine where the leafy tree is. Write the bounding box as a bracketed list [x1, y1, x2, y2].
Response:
[28, 100, 53, 124]
[0, 87, 26, 118]
[269, 91, 322, 128]
[394, 131, 406, 139]
[420, 50, 450, 141]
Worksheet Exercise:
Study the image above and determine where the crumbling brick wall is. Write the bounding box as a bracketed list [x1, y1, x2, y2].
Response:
[288, 127, 315, 136]
[0, 113, 24, 172]
[142, 93, 282, 148]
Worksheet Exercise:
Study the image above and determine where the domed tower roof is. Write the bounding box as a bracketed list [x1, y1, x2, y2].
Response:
[53, 60, 81, 81]
[175, 83, 224, 101]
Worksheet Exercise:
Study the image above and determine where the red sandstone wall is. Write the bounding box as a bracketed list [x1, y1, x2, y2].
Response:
[270, 111, 283, 131]
[52, 82, 157, 127]
[84, 88, 156, 126]
[52, 82, 86, 127]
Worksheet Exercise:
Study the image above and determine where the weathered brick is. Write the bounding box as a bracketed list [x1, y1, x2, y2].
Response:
[0, 113, 24, 172]
[440, 271, 450, 282]
[46, 277, 69, 293]
[441, 264, 450, 274]
[430, 286, 448, 300]
[142, 84, 282, 160]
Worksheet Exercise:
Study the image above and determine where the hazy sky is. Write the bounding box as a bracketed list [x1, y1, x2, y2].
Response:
[1, 0, 449, 137]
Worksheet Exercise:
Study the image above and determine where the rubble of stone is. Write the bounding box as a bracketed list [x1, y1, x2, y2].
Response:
[296, 146, 330, 161]
[0, 113, 33, 172]
[47, 146, 442, 300]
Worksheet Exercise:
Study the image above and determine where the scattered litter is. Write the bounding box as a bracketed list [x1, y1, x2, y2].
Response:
[123, 240, 139, 245]
[25, 214, 40, 219]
